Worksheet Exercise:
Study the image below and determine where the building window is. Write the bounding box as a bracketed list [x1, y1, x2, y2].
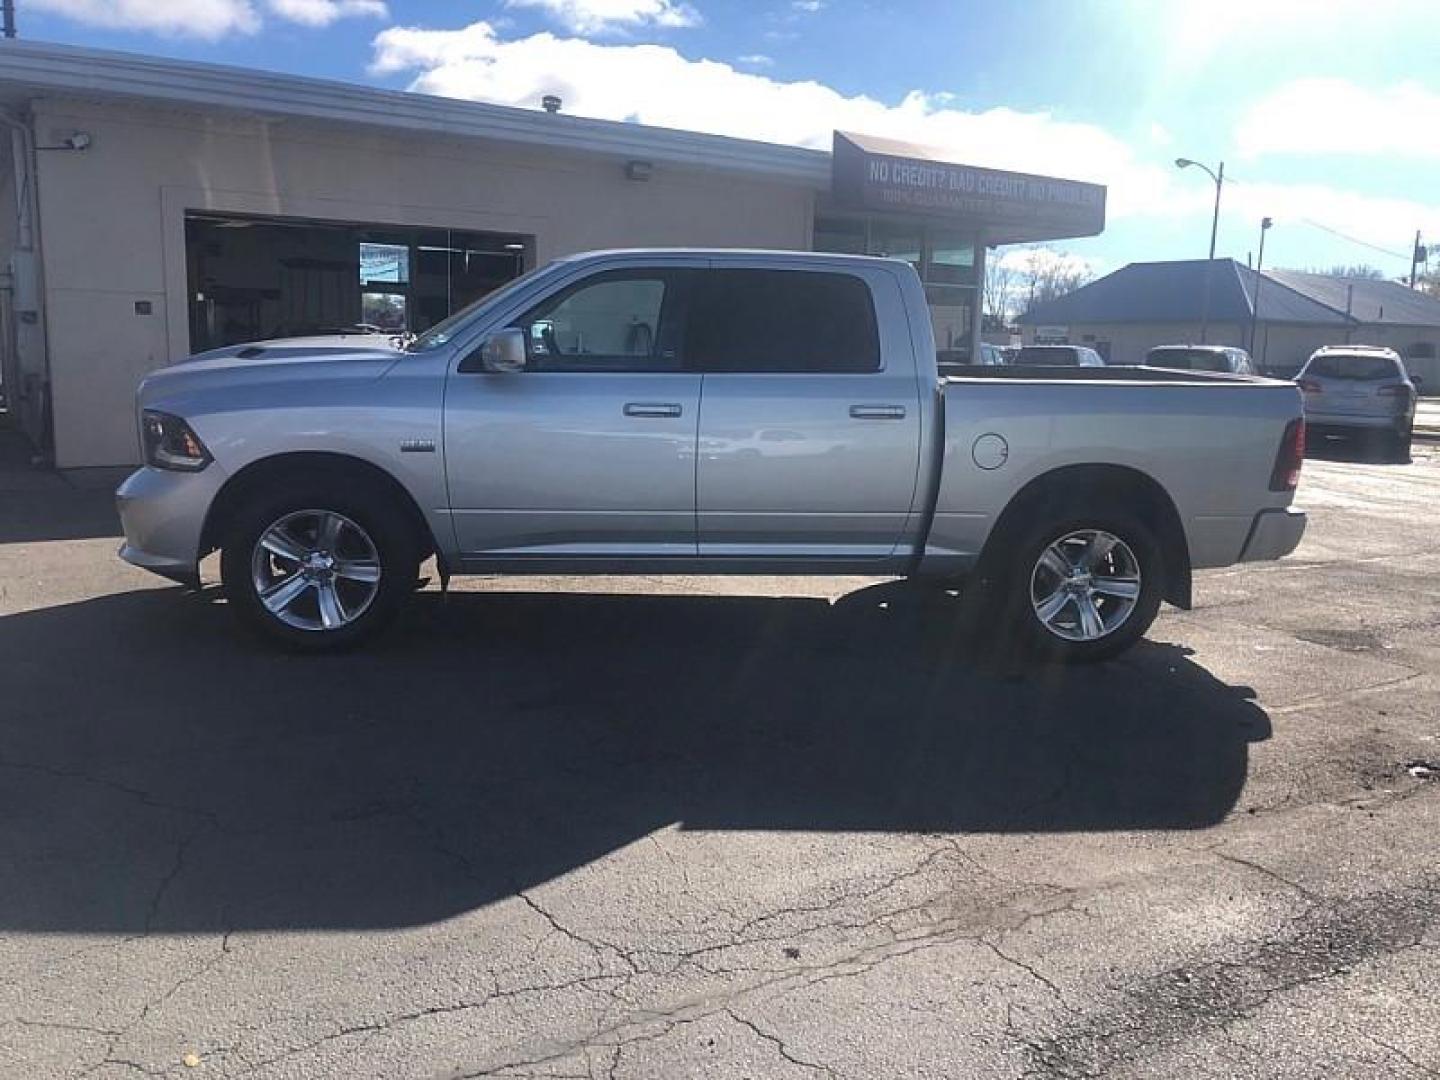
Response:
[814, 214, 979, 353]
[1407, 342, 1436, 360]
[359, 242, 409, 285]
[185, 213, 530, 350]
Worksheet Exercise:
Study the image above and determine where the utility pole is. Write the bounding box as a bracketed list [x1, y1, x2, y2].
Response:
[1411, 229, 1426, 289]
[2, 0, 15, 39]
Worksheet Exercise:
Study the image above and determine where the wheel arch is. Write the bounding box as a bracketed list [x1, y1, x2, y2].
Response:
[978, 463, 1192, 610]
[200, 452, 439, 561]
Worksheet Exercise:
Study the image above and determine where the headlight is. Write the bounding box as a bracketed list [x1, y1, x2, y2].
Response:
[141, 410, 212, 471]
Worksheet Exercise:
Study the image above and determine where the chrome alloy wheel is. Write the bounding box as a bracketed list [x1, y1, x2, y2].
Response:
[1028, 529, 1142, 643]
[250, 510, 381, 632]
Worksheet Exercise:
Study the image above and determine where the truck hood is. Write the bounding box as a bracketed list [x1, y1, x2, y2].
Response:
[138, 335, 404, 408]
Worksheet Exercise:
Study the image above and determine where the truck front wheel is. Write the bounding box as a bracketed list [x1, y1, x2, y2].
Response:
[219, 477, 419, 651]
[1001, 511, 1164, 663]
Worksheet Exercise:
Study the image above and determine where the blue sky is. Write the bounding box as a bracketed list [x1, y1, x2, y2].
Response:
[22, 0, 1440, 279]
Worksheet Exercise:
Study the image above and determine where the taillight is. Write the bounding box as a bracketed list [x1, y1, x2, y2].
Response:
[1377, 384, 1412, 398]
[1270, 418, 1305, 492]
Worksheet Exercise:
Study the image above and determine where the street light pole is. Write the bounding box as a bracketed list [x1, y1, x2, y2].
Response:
[1249, 216, 1272, 359]
[1176, 157, 1225, 343]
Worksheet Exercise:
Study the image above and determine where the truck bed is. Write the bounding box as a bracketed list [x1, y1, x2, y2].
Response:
[922, 372, 1303, 576]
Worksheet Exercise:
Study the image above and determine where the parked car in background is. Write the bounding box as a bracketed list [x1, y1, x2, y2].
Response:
[937, 342, 1007, 374]
[1012, 344, 1106, 367]
[1145, 344, 1257, 375]
[1296, 345, 1416, 461]
[118, 249, 1307, 662]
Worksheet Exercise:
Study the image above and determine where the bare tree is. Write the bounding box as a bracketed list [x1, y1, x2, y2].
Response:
[983, 257, 1017, 329]
[1016, 247, 1093, 318]
[1294, 264, 1386, 279]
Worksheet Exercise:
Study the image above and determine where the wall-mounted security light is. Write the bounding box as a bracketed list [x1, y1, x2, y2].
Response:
[38, 130, 93, 152]
[625, 160, 653, 182]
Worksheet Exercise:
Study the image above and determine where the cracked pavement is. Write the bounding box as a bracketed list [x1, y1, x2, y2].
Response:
[1, 439, 1437, 1078]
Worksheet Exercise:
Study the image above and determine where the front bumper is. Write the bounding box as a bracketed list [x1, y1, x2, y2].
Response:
[1239, 506, 1307, 562]
[115, 464, 228, 586]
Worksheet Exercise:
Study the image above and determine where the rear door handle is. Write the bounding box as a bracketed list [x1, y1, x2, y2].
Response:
[624, 402, 683, 418]
[849, 404, 907, 420]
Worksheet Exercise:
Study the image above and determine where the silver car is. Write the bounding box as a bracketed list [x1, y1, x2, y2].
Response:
[1145, 344, 1257, 376]
[1297, 345, 1416, 461]
[1012, 345, 1105, 367]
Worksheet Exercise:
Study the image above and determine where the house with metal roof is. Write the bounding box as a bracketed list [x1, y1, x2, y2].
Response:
[1018, 258, 1440, 385]
[0, 40, 1107, 467]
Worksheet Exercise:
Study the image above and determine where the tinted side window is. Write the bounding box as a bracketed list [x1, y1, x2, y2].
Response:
[685, 269, 880, 374]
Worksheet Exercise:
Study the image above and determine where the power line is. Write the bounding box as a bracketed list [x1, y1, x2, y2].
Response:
[1219, 171, 1415, 263]
[1294, 218, 1412, 262]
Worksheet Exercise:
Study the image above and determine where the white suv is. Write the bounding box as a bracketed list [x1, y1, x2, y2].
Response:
[1296, 345, 1416, 461]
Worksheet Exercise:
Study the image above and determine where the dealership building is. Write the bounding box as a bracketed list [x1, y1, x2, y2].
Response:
[0, 40, 1105, 468]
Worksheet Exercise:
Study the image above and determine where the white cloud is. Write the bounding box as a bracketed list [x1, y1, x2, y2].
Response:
[1223, 180, 1440, 260]
[792, 0, 824, 11]
[371, 21, 1182, 220]
[736, 53, 773, 66]
[267, 0, 388, 27]
[370, 20, 1440, 253]
[1237, 78, 1440, 160]
[503, 0, 700, 35]
[28, 0, 259, 38]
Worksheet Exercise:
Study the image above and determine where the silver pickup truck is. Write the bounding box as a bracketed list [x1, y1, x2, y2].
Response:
[117, 249, 1307, 661]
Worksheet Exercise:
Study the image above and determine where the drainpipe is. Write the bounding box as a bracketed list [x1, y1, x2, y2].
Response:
[0, 106, 53, 459]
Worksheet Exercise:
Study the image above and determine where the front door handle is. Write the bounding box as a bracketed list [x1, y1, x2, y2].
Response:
[624, 402, 683, 418]
[849, 404, 907, 420]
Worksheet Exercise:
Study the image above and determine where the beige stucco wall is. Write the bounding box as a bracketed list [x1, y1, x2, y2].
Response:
[31, 98, 817, 467]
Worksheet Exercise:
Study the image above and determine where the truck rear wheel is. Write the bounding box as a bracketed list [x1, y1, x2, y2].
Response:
[219, 477, 418, 652]
[999, 510, 1164, 663]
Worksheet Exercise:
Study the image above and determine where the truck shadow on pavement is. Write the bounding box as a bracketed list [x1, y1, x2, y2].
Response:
[0, 581, 1269, 933]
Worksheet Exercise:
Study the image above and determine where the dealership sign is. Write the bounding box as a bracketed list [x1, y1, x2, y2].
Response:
[832, 131, 1106, 237]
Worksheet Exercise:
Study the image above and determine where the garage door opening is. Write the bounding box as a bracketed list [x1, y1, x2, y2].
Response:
[185, 213, 532, 351]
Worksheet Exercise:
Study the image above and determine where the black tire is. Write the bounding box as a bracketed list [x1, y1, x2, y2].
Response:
[219, 475, 419, 652]
[993, 508, 1166, 664]
[1388, 427, 1413, 464]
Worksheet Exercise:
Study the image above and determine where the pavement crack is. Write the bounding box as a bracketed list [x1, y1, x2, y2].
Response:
[1361, 1034, 1440, 1078]
[1209, 849, 1326, 907]
[1021, 879, 1440, 1078]
[981, 938, 1073, 1011]
[0, 756, 219, 824]
[724, 1009, 839, 1078]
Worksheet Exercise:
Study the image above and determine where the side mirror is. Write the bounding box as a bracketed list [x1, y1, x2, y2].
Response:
[465, 328, 527, 373]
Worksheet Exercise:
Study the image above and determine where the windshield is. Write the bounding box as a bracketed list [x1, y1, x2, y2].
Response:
[1147, 348, 1229, 372]
[1305, 354, 1401, 380]
[1014, 346, 1079, 366]
[406, 261, 557, 352]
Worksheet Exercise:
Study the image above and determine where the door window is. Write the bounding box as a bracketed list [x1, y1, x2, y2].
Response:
[513, 271, 677, 371]
[685, 269, 880, 374]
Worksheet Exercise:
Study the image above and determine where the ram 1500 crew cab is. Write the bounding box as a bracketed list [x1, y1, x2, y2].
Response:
[117, 250, 1308, 661]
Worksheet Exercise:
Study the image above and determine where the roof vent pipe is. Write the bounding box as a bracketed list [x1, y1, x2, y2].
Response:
[541, 95, 561, 114]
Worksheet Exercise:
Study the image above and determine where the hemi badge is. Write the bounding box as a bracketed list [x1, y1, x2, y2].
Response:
[399, 439, 436, 453]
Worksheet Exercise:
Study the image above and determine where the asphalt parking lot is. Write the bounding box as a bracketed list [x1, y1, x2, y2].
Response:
[2, 437, 1438, 1079]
